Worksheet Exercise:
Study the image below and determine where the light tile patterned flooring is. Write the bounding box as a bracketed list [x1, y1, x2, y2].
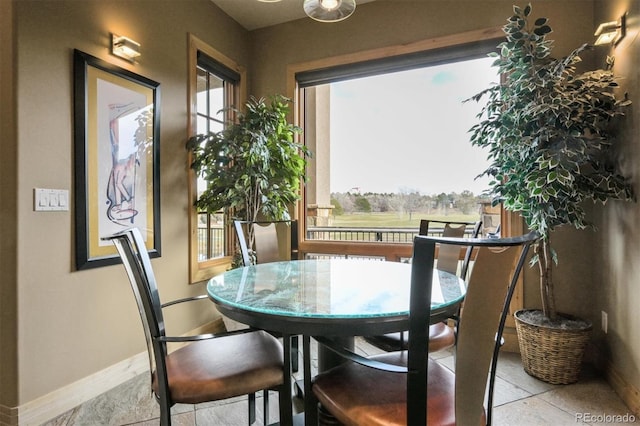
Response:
[45, 337, 638, 426]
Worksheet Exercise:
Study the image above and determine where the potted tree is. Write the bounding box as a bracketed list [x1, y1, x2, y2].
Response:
[467, 4, 634, 384]
[186, 95, 310, 265]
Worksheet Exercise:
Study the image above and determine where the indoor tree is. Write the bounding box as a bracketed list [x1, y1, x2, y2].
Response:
[467, 3, 634, 323]
[186, 95, 310, 252]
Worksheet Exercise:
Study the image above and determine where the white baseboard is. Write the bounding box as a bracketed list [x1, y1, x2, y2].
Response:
[0, 351, 148, 426]
[1, 319, 224, 426]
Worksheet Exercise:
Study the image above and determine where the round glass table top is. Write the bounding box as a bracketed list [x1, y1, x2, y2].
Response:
[207, 259, 465, 322]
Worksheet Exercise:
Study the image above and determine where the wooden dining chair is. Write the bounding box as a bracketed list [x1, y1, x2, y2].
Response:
[311, 231, 538, 426]
[364, 219, 482, 353]
[103, 227, 292, 426]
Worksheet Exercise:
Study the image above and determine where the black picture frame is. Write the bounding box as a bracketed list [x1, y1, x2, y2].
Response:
[73, 49, 161, 270]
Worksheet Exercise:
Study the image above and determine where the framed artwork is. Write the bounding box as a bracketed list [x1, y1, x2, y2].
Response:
[73, 49, 161, 270]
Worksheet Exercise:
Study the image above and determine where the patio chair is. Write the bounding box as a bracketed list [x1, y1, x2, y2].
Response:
[311, 231, 538, 425]
[364, 219, 482, 353]
[103, 227, 292, 426]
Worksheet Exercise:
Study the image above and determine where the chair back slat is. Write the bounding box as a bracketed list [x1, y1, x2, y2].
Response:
[234, 220, 296, 265]
[406, 236, 437, 425]
[436, 222, 467, 274]
[419, 219, 482, 279]
[407, 232, 537, 425]
[103, 228, 168, 390]
[234, 221, 252, 266]
[455, 245, 521, 424]
[253, 223, 280, 264]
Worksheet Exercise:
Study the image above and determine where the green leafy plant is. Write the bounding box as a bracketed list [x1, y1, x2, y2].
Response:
[186, 95, 310, 249]
[467, 4, 634, 321]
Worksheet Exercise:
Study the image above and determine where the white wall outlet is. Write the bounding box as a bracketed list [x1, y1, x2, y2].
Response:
[34, 188, 69, 211]
[601, 311, 608, 334]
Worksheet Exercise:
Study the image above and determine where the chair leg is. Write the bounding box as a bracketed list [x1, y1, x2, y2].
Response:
[278, 334, 294, 426]
[291, 335, 299, 372]
[157, 390, 172, 426]
[263, 390, 269, 425]
[487, 335, 505, 425]
[303, 336, 319, 426]
[248, 392, 256, 425]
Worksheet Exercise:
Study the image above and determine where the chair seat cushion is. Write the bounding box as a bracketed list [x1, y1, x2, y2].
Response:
[152, 330, 284, 404]
[313, 351, 481, 426]
[426, 322, 456, 352]
[364, 322, 455, 352]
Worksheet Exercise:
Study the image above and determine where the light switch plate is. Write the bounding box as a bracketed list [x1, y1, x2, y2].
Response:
[34, 188, 69, 211]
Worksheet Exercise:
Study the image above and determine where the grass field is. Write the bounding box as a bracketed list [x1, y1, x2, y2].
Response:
[329, 212, 480, 228]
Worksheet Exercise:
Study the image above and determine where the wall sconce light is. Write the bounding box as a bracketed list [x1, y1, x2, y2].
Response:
[111, 34, 141, 62]
[303, 0, 356, 23]
[594, 14, 626, 46]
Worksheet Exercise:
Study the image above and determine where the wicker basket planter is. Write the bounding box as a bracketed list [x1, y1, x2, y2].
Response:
[514, 309, 592, 385]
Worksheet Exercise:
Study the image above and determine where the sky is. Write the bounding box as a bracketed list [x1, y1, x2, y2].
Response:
[329, 56, 498, 196]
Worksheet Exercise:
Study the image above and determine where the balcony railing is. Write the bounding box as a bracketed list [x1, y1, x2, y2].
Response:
[306, 226, 476, 242]
[197, 224, 476, 261]
[197, 212, 225, 260]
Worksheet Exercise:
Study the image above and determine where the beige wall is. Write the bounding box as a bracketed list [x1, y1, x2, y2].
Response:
[595, 0, 640, 399]
[5, 0, 640, 419]
[11, 0, 249, 405]
[1, 0, 19, 411]
[249, 0, 594, 97]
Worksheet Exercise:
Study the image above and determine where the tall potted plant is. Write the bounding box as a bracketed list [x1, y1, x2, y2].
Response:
[186, 95, 310, 262]
[468, 4, 634, 384]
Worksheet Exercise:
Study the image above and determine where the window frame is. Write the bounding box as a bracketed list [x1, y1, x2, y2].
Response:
[287, 27, 520, 256]
[285, 27, 526, 330]
[287, 26, 525, 330]
[187, 34, 246, 283]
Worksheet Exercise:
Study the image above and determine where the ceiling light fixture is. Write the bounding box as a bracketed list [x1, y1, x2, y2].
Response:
[594, 14, 626, 46]
[303, 0, 356, 23]
[111, 34, 141, 62]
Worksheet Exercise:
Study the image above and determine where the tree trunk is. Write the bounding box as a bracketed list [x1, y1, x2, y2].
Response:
[245, 179, 262, 251]
[537, 238, 557, 321]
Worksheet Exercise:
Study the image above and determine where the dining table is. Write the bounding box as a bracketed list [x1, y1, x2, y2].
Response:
[207, 258, 466, 425]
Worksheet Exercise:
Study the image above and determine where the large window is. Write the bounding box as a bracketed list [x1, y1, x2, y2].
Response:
[194, 55, 237, 261]
[294, 32, 505, 260]
[188, 35, 245, 282]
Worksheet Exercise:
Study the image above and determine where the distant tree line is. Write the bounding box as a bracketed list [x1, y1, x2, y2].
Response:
[331, 190, 487, 218]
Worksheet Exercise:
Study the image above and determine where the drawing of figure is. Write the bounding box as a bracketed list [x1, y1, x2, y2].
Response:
[106, 102, 140, 224]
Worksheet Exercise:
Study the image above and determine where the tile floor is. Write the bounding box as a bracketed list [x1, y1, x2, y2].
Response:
[45, 337, 638, 426]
